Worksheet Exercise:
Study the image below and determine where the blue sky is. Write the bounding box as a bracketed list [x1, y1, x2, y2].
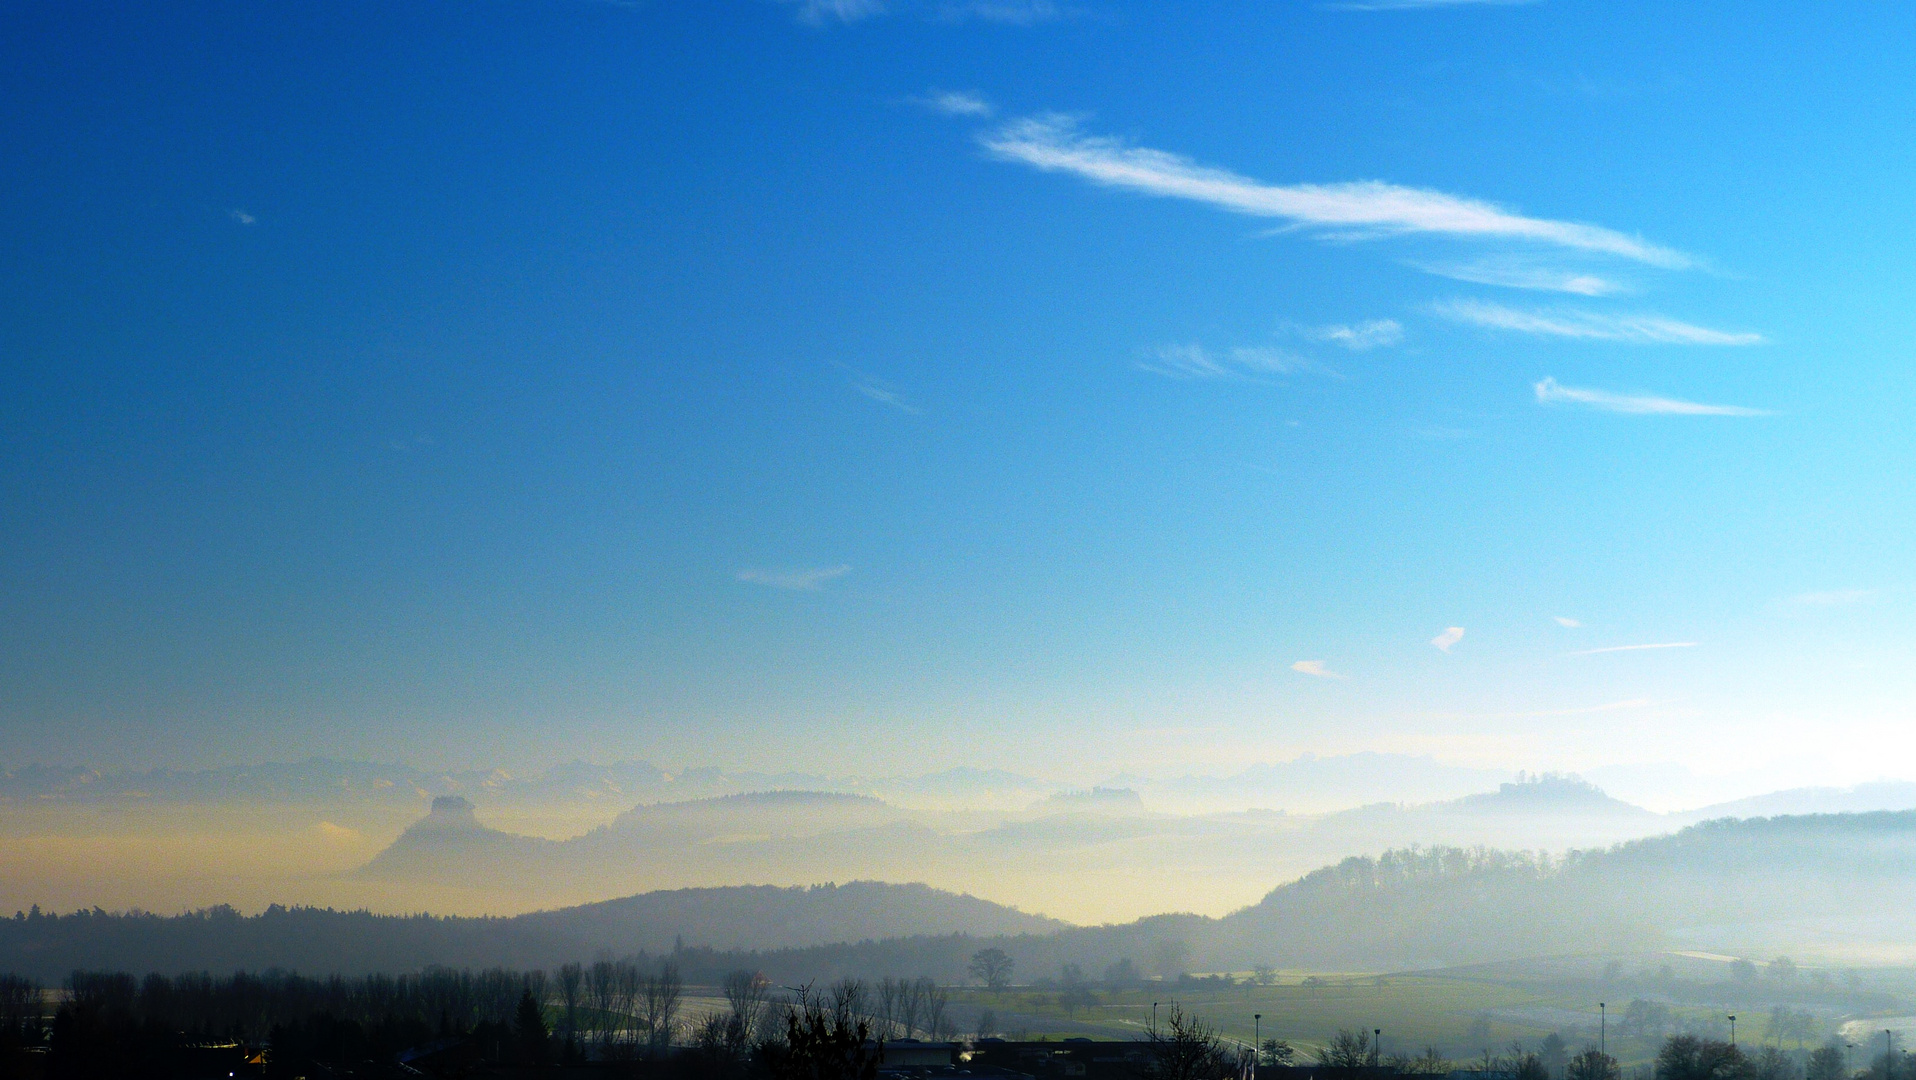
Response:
[2, 0, 1913, 794]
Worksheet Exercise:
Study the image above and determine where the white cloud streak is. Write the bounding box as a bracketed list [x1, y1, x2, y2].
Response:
[1535, 377, 1769, 417]
[786, 0, 886, 24]
[1431, 626, 1465, 652]
[980, 116, 1689, 267]
[916, 90, 994, 117]
[836, 362, 922, 414]
[935, 0, 1062, 23]
[1434, 299, 1762, 345]
[1300, 319, 1404, 350]
[1569, 642, 1698, 656]
[1410, 258, 1622, 296]
[737, 565, 852, 591]
[1553, 616, 1583, 628]
[853, 381, 921, 413]
[230, 209, 256, 226]
[1291, 660, 1347, 679]
[1329, 0, 1539, 9]
[785, 0, 1060, 23]
[1140, 343, 1336, 380]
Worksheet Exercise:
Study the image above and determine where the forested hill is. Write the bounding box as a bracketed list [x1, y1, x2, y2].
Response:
[1128, 809, 1916, 971]
[0, 881, 1065, 980]
[718, 810, 1916, 981]
[6, 812, 1916, 981]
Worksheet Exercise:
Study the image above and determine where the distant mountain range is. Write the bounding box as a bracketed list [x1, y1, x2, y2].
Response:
[346, 775, 1684, 921]
[11, 755, 1916, 819]
[10, 810, 1916, 980]
[15, 757, 1916, 925]
[1679, 781, 1916, 821]
[0, 754, 1487, 813]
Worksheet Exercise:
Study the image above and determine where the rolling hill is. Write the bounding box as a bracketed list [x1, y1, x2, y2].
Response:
[10, 811, 1916, 980]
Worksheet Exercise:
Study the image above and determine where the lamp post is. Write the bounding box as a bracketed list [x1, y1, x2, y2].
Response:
[1600, 1003, 1606, 1059]
[1255, 1015, 1263, 1072]
[1153, 1002, 1159, 1031]
[1375, 1029, 1383, 1069]
[1886, 1029, 1894, 1078]
[1729, 1016, 1736, 1047]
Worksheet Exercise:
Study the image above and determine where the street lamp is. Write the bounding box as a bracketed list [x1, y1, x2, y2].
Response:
[1153, 1002, 1159, 1030]
[1729, 1016, 1737, 1047]
[1375, 1029, 1383, 1068]
[1255, 1015, 1263, 1071]
[1600, 1003, 1606, 1059]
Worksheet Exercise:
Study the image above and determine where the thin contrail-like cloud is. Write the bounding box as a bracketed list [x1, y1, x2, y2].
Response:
[736, 565, 853, 591]
[1140, 343, 1337, 380]
[1435, 299, 1762, 345]
[1535, 378, 1769, 417]
[788, 0, 887, 23]
[1410, 258, 1622, 296]
[1292, 319, 1404, 350]
[1330, 0, 1539, 9]
[915, 90, 994, 117]
[980, 116, 1689, 267]
[1569, 642, 1697, 655]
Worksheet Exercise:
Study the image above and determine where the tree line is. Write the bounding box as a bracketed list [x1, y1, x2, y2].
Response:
[4, 962, 1909, 1080]
[0, 962, 969, 1079]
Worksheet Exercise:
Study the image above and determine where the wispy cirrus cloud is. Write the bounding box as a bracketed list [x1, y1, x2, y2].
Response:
[934, 0, 1063, 23]
[853, 380, 921, 414]
[737, 565, 852, 591]
[1535, 377, 1768, 417]
[1570, 642, 1697, 656]
[837, 364, 922, 414]
[1410, 257, 1623, 296]
[783, 0, 887, 23]
[1434, 299, 1762, 345]
[1291, 660, 1347, 679]
[1329, 0, 1539, 9]
[1290, 319, 1404, 350]
[980, 115, 1688, 267]
[782, 0, 1062, 23]
[1553, 616, 1583, 628]
[914, 90, 994, 117]
[230, 209, 257, 226]
[1431, 626, 1465, 652]
[1141, 343, 1337, 380]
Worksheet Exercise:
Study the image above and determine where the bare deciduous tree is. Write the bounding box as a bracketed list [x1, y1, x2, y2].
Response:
[919, 979, 950, 1040]
[556, 963, 584, 1052]
[875, 978, 902, 1040]
[725, 969, 772, 1047]
[1567, 1048, 1621, 1080]
[1146, 1003, 1231, 1080]
[1319, 1029, 1374, 1077]
[968, 949, 1013, 991]
[641, 961, 683, 1055]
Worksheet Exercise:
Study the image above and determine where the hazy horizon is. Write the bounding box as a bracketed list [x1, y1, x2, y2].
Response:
[11, 7, 1916, 1047]
[5, 2, 1915, 802]
[13, 748, 1916, 816]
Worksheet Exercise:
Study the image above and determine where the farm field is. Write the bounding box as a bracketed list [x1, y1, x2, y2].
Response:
[939, 957, 1916, 1071]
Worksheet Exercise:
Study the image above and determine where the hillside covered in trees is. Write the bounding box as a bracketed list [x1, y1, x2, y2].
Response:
[6, 811, 1916, 980]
